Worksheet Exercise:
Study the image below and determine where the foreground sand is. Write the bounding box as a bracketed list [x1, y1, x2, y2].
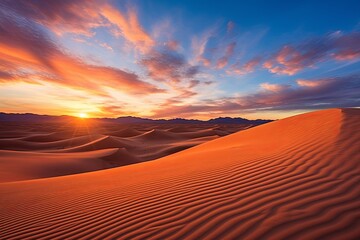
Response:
[0, 108, 359, 239]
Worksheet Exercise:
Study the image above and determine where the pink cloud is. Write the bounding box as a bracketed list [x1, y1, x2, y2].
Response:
[216, 42, 236, 69]
[260, 83, 290, 92]
[141, 50, 199, 84]
[98, 41, 113, 51]
[263, 32, 360, 75]
[100, 4, 154, 52]
[165, 40, 180, 51]
[11, 0, 104, 37]
[228, 57, 261, 75]
[0, 8, 163, 96]
[216, 57, 228, 69]
[296, 79, 334, 88]
[3, 0, 154, 52]
[263, 45, 309, 75]
[150, 75, 360, 118]
[191, 27, 216, 66]
[227, 21, 235, 33]
[332, 50, 360, 60]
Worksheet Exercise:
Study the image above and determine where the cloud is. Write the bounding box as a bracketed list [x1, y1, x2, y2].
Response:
[260, 83, 290, 92]
[1, 0, 103, 36]
[191, 27, 217, 66]
[296, 79, 330, 87]
[1, 0, 154, 52]
[189, 80, 200, 88]
[164, 40, 180, 51]
[100, 4, 154, 52]
[245, 75, 360, 110]
[238, 75, 360, 111]
[141, 49, 199, 84]
[192, 24, 241, 69]
[227, 21, 235, 33]
[98, 41, 113, 51]
[216, 42, 236, 69]
[0, 70, 15, 81]
[263, 31, 360, 75]
[228, 57, 261, 75]
[150, 75, 360, 118]
[0, 5, 163, 96]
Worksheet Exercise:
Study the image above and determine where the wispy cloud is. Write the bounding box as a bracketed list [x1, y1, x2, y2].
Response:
[216, 42, 236, 69]
[141, 49, 199, 84]
[227, 57, 262, 75]
[1, 0, 155, 52]
[0, 3, 163, 96]
[263, 31, 360, 75]
[191, 26, 217, 66]
[150, 75, 360, 118]
[100, 4, 155, 52]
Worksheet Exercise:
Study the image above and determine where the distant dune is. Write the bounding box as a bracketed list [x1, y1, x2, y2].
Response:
[0, 112, 272, 125]
[0, 122, 250, 182]
[0, 108, 359, 239]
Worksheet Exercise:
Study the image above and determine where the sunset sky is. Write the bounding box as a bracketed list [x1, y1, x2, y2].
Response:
[0, 0, 359, 119]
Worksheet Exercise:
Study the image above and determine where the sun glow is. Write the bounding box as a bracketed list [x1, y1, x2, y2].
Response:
[78, 113, 89, 118]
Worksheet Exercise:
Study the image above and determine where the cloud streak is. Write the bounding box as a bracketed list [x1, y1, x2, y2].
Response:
[141, 49, 199, 84]
[216, 42, 236, 69]
[263, 32, 360, 75]
[0, 3, 162, 96]
[2, 0, 154, 52]
[228, 57, 262, 75]
[150, 75, 360, 118]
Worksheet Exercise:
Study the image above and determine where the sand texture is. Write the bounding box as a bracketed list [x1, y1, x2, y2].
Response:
[0, 108, 359, 239]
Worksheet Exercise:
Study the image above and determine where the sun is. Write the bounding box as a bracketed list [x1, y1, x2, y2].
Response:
[78, 112, 88, 118]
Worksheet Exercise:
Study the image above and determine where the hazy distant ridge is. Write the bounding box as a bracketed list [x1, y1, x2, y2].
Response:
[0, 112, 272, 124]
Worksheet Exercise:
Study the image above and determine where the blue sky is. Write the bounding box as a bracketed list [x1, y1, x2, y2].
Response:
[0, 0, 359, 119]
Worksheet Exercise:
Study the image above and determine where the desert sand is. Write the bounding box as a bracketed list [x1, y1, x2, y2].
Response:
[0, 121, 249, 182]
[0, 108, 359, 239]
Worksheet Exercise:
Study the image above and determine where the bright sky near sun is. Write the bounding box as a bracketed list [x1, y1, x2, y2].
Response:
[0, 0, 359, 119]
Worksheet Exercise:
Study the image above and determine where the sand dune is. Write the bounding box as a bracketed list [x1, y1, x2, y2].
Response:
[133, 129, 183, 141]
[0, 108, 359, 239]
[0, 122, 249, 181]
[0, 148, 138, 182]
[110, 128, 143, 137]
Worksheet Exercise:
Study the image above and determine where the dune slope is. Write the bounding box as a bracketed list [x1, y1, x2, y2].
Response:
[0, 124, 249, 181]
[0, 108, 359, 239]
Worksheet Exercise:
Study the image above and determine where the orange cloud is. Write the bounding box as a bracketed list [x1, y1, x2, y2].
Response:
[3, 0, 104, 36]
[100, 4, 154, 52]
[3, 0, 154, 52]
[260, 83, 290, 92]
[0, 8, 163, 97]
[296, 79, 332, 88]
[229, 57, 261, 75]
[263, 32, 360, 75]
[216, 42, 236, 69]
[263, 46, 305, 75]
[165, 40, 180, 51]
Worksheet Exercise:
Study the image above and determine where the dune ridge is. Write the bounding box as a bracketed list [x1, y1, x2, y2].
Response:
[0, 108, 359, 239]
[0, 123, 249, 182]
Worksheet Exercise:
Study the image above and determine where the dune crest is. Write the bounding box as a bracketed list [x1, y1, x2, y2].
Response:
[0, 109, 359, 239]
[0, 123, 250, 181]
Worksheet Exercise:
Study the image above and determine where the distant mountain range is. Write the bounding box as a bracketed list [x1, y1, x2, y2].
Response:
[0, 112, 272, 125]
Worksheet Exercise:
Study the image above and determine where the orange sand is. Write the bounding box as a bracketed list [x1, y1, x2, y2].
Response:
[0, 108, 359, 239]
[0, 122, 246, 182]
